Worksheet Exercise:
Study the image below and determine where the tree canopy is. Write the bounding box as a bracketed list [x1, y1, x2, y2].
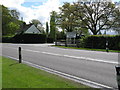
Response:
[2, 5, 24, 36]
[50, 11, 58, 41]
[46, 22, 49, 37]
[30, 19, 42, 27]
[57, 0, 120, 35]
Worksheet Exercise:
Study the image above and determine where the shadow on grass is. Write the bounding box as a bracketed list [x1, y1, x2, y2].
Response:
[9, 62, 20, 66]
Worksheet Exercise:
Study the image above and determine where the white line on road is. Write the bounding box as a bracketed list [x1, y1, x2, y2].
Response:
[25, 49, 40, 53]
[4, 55, 114, 89]
[40, 51, 118, 64]
[63, 55, 118, 64]
[50, 46, 117, 55]
[3, 47, 118, 64]
[42, 52, 61, 56]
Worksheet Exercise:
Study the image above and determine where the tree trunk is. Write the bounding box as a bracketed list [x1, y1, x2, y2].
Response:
[92, 31, 97, 35]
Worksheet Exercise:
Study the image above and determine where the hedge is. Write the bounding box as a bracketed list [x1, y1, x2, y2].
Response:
[2, 34, 55, 43]
[13, 34, 46, 43]
[81, 35, 120, 50]
[2, 37, 15, 43]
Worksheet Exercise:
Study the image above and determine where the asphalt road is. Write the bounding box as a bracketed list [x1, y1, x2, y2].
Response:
[2, 43, 119, 89]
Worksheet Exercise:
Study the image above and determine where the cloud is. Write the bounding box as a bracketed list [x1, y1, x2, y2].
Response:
[32, 0, 60, 23]
[1, 0, 24, 8]
[1, 0, 62, 29]
[1, 0, 119, 28]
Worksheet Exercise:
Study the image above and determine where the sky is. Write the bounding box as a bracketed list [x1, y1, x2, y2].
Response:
[0, 0, 77, 26]
[1, 0, 120, 29]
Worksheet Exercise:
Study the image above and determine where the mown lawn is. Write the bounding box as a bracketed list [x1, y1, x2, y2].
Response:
[2, 57, 95, 89]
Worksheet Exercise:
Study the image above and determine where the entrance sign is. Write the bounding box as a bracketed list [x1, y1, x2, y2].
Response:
[66, 32, 76, 38]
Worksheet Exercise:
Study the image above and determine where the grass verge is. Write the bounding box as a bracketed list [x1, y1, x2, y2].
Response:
[2, 56, 94, 88]
[52, 45, 120, 53]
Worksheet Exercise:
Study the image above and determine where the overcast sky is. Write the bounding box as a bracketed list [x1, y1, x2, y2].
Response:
[1, 0, 120, 28]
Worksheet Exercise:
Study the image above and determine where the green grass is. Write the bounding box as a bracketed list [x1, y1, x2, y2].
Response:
[53, 45, 120, 53]
[2, 35, 15, 37]
[2, 57, 94, 88]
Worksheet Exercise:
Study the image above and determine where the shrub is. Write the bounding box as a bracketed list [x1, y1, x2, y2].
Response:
[47, 38, 54, 43]
[2, 37, 15, 43]
[80, 35, 120, 50]
[13, 34, 46, 43]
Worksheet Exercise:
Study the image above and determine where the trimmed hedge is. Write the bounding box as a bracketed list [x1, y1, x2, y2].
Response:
[13, 34, 46, 43]
[47, 38, 54, 43]
[2, 34, 54, 43]
[81, 35, 120, 50]
[2, 37, 15, 43]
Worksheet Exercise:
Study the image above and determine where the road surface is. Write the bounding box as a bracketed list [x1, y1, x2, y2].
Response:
[2, 43, 119, 89]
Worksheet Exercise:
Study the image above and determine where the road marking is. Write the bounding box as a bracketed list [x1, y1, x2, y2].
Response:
[24, 49, 40, 53]
[50, 46, 118, 55]
[40, 51, 118, 64]
[3, 55, 114, 89]
[63, 55, 118, 64]
[3, 47, 118, 64]
[42, 52, 61, 56]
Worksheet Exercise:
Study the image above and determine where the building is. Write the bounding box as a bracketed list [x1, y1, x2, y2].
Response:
[14, 24, 46, 43]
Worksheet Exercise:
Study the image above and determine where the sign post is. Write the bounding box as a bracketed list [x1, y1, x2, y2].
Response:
[115, 66, 120, 90]
[66, 32, 76, 47]
[19, 47, 22, 63]
[106, 40, 109, 52]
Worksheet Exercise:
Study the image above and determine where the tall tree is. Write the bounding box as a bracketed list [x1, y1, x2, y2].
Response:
[30, 19, 42, 27]
[37, 24, 45, 34]
[46, 22, 49, 38]
[10, 9, 20, 20]
[59, 3, 76, 32]
[2, 5, 22, 36]
[50, 11, 57, 41]
[72, 1, 117, 35]
[2, 5, 12, 35]
[112, 8, 120, 34]
[58, 2, 88, 35]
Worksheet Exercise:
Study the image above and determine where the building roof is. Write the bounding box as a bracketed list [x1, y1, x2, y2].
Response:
[16, 24, 41, 35]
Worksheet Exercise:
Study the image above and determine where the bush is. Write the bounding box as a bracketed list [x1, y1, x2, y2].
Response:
[2, 34, 55, 43]
[13, 34, 46, 43]
[47, 38, 54, 43]
[80, 35, 120, 50]
[2, 37, 15, 43]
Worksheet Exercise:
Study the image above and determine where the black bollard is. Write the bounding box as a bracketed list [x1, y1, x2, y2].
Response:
[19, 47, 22, 63]
[115, 66, 120, 90]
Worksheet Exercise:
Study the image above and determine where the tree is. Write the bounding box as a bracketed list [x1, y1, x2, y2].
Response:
[2, 5, 22, 36]
[37, 24, 45, 34]
[59, 3, 78, 32]
[59, 3, 75, 32]
[112, 8, 120, 34]
[7, 22, 20, 35]
[30, 19, 42, 27]
[72, 1, 117, 35]
[2, 5, 12, 35]
[10, 9, 20, 20]
[46, 22, 49, 38]
[50, 11, 57, 41]
[58, 2, 88, 35]
[30, 19, 45, 33]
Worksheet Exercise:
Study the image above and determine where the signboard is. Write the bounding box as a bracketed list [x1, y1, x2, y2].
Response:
[66, 32, 76, 38]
